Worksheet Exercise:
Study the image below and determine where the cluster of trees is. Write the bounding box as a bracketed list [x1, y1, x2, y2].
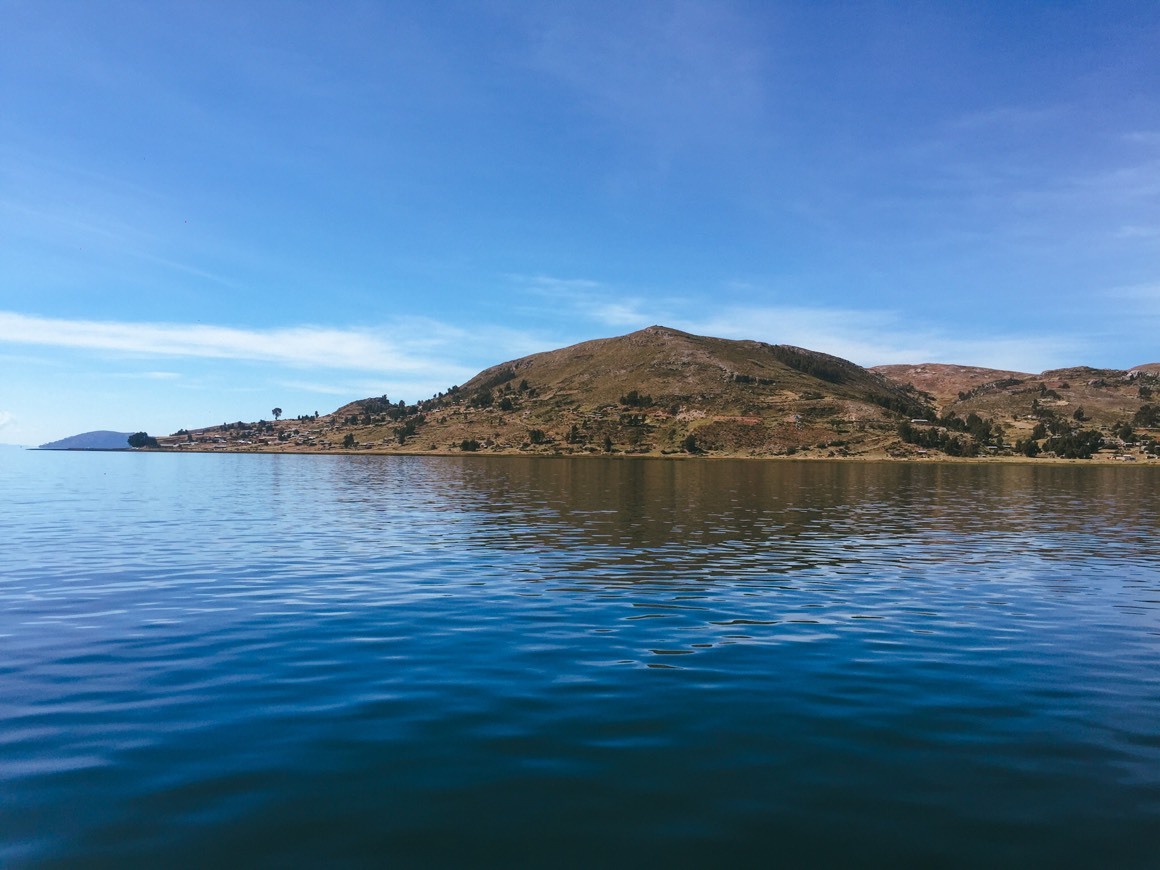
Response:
[731, 373, 775, 386]
[465, 379, 535, 411]
[869, 393, 931, 418]
[619, 390, 653, 408]
[358, 395, 395, 415]
[1111, 421, 1135, 442]
[1007, 401, 1160, 458]
[1013, 437, 1040, 457]
[469, 389, 494, 409]
[896, 422, 980, 456]
[936, 411, 997, 442]
[1042, 429, 1103, 459]
[394, 415, 425, 444]
[767, 346, 849, 384]
[897, 412, 1003, 456]
[1133, 404, 1160, 428]
[127, 432, 158, 448]
[475, 367, 517, 393]
[1108, 420, 1159, 454]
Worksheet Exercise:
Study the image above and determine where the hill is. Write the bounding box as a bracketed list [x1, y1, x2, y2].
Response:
[39, 430, 133, 450]
[873, 361, 1157, 430]
[162, 326, 1160, 461]
[870, 364, 1033, 407]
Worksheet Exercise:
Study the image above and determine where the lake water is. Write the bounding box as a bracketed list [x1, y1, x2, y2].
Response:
[2, 448, 1158, 867]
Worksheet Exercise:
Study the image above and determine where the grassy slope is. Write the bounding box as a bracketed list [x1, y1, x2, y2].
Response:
[873, 361, 1159, 439]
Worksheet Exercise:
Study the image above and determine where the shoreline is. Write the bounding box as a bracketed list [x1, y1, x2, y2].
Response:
[112, 444, 1160, 467]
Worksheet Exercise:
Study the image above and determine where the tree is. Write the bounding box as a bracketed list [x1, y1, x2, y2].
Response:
[272, 407, 282, 421]
[342, 433, 356, 448]
[683, 433, 699, 454]
[1044, 428, 1102, 459]
[603, 435, 613, 452]
[127, 432, 158, 448]
[1133, 404, 1160, 428]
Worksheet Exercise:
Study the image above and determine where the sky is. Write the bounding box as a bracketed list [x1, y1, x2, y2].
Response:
[2, 0, 1159, 445]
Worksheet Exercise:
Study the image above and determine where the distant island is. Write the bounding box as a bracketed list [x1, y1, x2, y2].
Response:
[39, 430, 134, 451]
[133, 326, 1160, 463]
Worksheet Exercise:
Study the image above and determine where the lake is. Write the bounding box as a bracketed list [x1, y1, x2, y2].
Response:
[2, 448, 1158, 867]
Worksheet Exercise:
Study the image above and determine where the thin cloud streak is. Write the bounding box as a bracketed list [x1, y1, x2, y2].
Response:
[0, 311, 458, 375]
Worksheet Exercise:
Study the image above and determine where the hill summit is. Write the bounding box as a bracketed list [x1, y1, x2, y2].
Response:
[429, 325, 929, 454]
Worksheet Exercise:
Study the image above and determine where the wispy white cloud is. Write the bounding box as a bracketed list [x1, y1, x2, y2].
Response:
[513, 274, 667, 329]
[0, 311, 461, 375]
[0, 411, 15, 432]
[0, 310, 565, 409]
[110, 370, 182, 380]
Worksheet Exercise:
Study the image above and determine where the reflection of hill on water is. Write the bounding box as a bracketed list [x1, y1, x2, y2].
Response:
[305, 456, 1160, 671]
[317, 456, 1155, 587]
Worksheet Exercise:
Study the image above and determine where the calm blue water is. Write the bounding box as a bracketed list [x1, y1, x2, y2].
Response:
[2, 448, 1159, 867]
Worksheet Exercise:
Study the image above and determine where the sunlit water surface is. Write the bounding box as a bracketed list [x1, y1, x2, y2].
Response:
[2, 449, 1158, 867]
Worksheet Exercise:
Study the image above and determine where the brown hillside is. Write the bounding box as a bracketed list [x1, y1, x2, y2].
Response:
[871, 363, 1032, 408]
[411, 325, 931, 456]
[875, 361, 1160, 441]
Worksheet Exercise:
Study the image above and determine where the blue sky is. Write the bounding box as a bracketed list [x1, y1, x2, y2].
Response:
[2, 1, 1159, 445]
